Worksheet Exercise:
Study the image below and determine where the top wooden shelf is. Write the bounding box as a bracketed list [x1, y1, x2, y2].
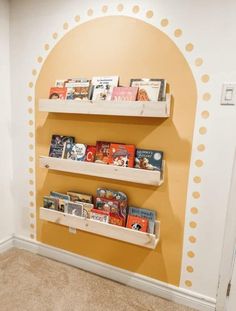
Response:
[39, 94, 171, 118]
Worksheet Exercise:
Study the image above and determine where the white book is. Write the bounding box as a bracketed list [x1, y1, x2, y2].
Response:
[91, 76, 119, 101]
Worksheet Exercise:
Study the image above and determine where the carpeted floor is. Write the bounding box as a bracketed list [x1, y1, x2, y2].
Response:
[0, 248, 196, 311]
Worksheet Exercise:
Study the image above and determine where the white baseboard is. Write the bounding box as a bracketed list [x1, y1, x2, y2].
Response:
[2, 235, 215, 311]
[0, 235, 14, 253]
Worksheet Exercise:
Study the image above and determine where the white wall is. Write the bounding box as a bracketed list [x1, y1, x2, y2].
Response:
[9, 0, 236, 300]
[0, 0, 14, 241]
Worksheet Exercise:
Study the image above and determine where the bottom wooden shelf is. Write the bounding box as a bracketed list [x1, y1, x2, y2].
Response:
[40, 207, 160, 249]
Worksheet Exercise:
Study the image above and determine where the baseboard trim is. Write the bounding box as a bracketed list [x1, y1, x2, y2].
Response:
[9, 235, 215, 311]
[0, 235, 14, 253]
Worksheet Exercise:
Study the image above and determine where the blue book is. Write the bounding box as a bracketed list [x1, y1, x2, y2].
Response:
[128, 206, 156, 234]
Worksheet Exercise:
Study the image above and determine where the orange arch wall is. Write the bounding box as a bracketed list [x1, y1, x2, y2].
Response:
[35, 16, 197, 286]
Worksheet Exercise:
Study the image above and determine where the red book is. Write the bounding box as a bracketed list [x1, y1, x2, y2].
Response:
[111, 87, 138, 101]
[49, 87, 67, 99]
[109, 213, 125, 227]
[95, 141, 111, 164]
[85, 145, 96, 162]
[126, 215, 148, 232]
[109, 143, 135, 168]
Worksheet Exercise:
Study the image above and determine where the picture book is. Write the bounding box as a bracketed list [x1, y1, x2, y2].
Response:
[95, 141, 110, 164]
[109, 213, 125, 227]
[81, 202, 94, 219]
[126, 215, 148, 232]
[90, 209, 109, 223]
[49, 135, 75, 158]
[96, 188, 128, 221]
[67, 191, 93, 204]
[130, 78, 166, 101]
[67, 202, 83, 217]
[128, 206, 156, 234]
[65, 79, 92, 100]
[111, 87, 138, 101]
[95, 197, 120, 214]
[135, 149, 163, 171]
[49, 87, 67, 99]
[85, 145, 96, 162]
[50, 191, 70, 201]
[58, 199, 68, 213]
[43, 196, 59, 210]
[91, 76, 119, 101]
[109, 143, 135, 168]
[63, 143, 87, 161]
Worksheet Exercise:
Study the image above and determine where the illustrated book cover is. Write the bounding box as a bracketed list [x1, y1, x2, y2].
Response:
[128, 206, 156, 234]
[91, 76, 119, 101]
[135, 149, 163, 171]
[81, 202, 94, 219]
[90, 209, 109, 223]
[85, 145, 96, 162]
[43, 196, 59, 210]
[63, 143, 87, 161]
[67, 202, 83, 217]
[49, 87, 67, 99]
[95, 141, 111, 164]
[65, 79, 92, 100]
[130, 78, 166, 101]
[126, 215, 148, 232]
[109, 143, 135, 168]
[111, 87, 138, 101]
[95, 197, 120, 214]
[67, 191, 93, 204]
[49, 135, 75, 158]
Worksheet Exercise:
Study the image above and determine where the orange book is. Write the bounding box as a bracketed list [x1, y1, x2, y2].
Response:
[109, 143, 135, 168]
[49, 87, 67, 99]
[126, 215, 148, 232]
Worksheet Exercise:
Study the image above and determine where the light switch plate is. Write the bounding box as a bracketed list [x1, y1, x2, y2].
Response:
[221, 83, 236, 105]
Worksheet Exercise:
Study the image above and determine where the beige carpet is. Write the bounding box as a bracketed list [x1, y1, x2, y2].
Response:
[0, 248, 196, 311]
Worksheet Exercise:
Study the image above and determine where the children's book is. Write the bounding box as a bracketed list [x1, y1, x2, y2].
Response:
[95, 141, 111, 164]
[135, 149, 163, 171]
[130, 78, 166, 101]
[109, 143, 135, 168]
[49, 135, 75, 158]
[63, 143, 87, 161]
[67, 191, 93, 204]
[67, 202, 83, 217]
[91, 76, 119, 101]
[126, 215, 148, 232]
[43, 196, 59, 210]
[128, 207, 156, 234]
[111, 87, 138, 101]
[49, 87, 67, 99]
[90, 209, 109, 223]
[65, 79, 92, 100]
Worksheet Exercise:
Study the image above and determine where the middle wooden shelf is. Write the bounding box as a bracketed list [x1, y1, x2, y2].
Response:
[39, 156, 164, 186]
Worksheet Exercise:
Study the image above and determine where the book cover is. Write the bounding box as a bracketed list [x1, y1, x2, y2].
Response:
[63, 143, 87, 161]
[50, 191, 70, 201]
[49, 87, 67, 99]
[49, 135, 75, 158]
[65, 79, 92, 100]
[95, 197, 120, 214]
[111, 87, 138, 101]
[67, 202, 83, 216]
[43, 196, 59, 210]
[109, 143, 135, 168]
[128, 206, 156, 234]
[58, 199, 68, 213]
[95, 141, 110, 164]
[55, 80, 67, 87]
[126, 215, 148, 232]
[90, 209, 109, 223]
[96, 188, 128, 222]
[109, 213, 125, 227]
[81, 202, 94, 219]
[91, 76, 119, 101]
[85, 145, 96, 162]
[135, 149, 163, 171]
[67, 191, 93, 204]
[130, 79, 166, 101]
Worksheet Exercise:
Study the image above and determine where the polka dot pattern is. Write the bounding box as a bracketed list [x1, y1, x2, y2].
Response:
[146, 10, 154, 18]
[185, 43, 194, 52]
[117, 4, 124, 12]
[102, 6, 108, 13]
[201, 74, 210, 83]
[174, 29, 182, 37]
[133, 5, 140, 14]
[160, 18, 169, 27]
[195, 58, 203, 66]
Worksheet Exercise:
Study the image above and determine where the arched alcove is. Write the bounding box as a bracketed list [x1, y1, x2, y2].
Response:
[35, 16, 197, 285]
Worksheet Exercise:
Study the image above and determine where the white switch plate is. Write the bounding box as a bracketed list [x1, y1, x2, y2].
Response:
[221, 83, 236, 105]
